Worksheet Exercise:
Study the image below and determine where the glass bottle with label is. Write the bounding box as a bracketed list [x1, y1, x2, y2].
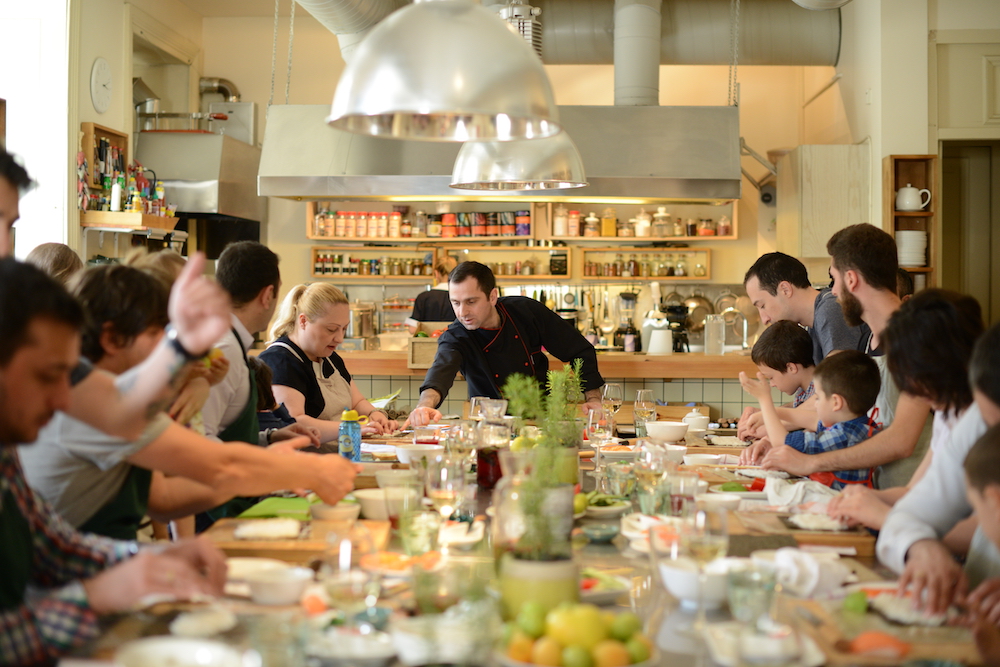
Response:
[601, 207, 617, 237]
[567, 210, 581, 236]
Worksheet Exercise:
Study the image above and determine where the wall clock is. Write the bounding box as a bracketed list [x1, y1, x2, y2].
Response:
[90, 57, 112, 114]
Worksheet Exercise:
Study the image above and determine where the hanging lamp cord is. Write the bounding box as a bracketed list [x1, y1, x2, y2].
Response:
[268, 0, 280, 108]
[285, 0, 296, 104]
[727, 0, 741, 107]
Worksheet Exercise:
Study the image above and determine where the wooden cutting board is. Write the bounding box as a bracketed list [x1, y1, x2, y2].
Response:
[781, 596, 980, 665]
[732, 512, 876, 557]
[204, 518, 390, 563]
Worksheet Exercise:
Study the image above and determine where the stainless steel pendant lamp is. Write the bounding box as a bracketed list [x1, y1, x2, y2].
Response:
[450, 131, 587, 190]
[327, 0, 561, 142]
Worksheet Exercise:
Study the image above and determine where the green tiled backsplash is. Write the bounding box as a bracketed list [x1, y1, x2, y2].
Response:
[352, 376, 786, 421]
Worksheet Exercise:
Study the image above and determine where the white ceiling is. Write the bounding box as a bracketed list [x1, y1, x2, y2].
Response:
[176, 0, 298, 17]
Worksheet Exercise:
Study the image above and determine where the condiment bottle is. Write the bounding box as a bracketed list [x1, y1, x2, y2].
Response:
[552, 204, 569, 236]
[567, 210, 581, 236]
[388, 212, 402, 238]
[634, 208, 651, 237]
[376, 213, 390, 238]
[356, 212, 370, 237]
[600, 207, 617, 237]
[334, 210, 347, 237]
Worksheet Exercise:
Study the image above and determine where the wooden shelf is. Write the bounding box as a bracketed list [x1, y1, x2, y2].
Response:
[893, 211, 935, 217]
[81, 122, 128, 190]
[547, 235, 737, 243]
[884, 155, 938, 288]
[899, 267, 933, 273]
[80, 211, 178, 231]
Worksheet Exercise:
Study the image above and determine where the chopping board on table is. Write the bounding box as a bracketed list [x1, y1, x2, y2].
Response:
[732, 512, 876, 557]
[781, 596, 979, 665]
[204, 518, 390, 563]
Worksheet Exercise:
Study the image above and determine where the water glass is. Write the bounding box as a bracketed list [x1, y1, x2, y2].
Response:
[666, 472, 701, 516]
[637, 477, 671, 515]
[468, 396, 486, 420]
[382, 479, 423, 531]
[399, 510, 443, 556]
[728, 564, 778, 625]
[425, 455, 467, 520]
[479, 398, 508, 420]
[605, 461, 636, 497]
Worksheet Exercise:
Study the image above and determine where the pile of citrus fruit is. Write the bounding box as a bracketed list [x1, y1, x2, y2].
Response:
[504, 602, 653, 667]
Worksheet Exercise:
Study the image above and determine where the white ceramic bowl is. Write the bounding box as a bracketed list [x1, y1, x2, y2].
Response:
[396, 444, 444, 466]
[664, 443, 687, 463]
[658, 557, 749, 610]
[644, 421, 689, 442]
[310, 500, 361, 522]
[116, 638, 243, 667]
[308, 628, 396, 667]
[684, 453, 722, 466]
[244, 566, 313, 605]
[353, 487, 420, 521]
[375, 468, 421, 488]
[695, 492, 741, 512]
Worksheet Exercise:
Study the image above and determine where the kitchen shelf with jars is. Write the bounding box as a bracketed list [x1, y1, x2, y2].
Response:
[305, 201, 542, 243]
[309, 246, 440, 282]
[579, 248, 711, 281]
[537, 202, 737, 242]
[883, 155, 938, 289]
[449, 245, 574, 282]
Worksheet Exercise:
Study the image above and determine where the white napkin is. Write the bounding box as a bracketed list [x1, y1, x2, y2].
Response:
[770, 547, 851, 597]
[764, 478, 838, 508]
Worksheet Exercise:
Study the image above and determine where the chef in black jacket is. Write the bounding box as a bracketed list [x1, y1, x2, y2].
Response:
[406, 261, 605, 427]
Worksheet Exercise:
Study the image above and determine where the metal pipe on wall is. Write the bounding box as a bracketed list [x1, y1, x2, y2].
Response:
[613, 0, 662, 106]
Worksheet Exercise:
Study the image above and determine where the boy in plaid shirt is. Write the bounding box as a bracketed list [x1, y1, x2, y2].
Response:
[740, 350, 882, 489]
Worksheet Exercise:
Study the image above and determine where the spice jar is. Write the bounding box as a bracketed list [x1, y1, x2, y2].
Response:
[635, 208, 652, 237]
[685, 218, 697, 236]
[618, 218, 635, 237]
[697, 218, 717, 236]
[583, 212, 601, 237]
[652, 206, 671, 237]
[718, 215, 732, 236]
[600, 207, 617, 237]
[567, 210, 581, 236]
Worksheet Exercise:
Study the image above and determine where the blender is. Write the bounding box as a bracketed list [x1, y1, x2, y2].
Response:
[613, 291, 640, 352]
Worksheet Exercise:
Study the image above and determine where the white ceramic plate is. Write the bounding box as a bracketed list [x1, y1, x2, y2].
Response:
[702, 622, 824, 667]
[708, 483, 766, 500]
[600, 448, 640, 461]
[438, 521, 485, 549]
[580, 575, 630, 605]
[585, 501, 631, 518]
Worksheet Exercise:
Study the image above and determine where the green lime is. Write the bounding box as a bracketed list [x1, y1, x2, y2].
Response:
[609, 611, 643, 641]
[517, 600, 547, 639]
[414, 331, 429, 337]
[563, 644, 594, 667]
[626, 636, 651, 663]
[843, 590, 868, 614]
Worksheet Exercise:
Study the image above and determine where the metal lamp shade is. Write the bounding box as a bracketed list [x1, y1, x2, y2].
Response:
[327, 0, 561, 142]
[450, 131, 587, 190]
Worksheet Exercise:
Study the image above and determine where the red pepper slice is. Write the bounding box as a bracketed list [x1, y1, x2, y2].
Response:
[749, 478, 766, 492]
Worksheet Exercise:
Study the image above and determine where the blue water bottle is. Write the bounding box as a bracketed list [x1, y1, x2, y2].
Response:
[338, 409, 368, 461]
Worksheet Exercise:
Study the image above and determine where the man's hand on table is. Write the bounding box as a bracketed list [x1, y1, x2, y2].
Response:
[899, 539, 968, 615]
[404, 406, 442, 429]
[83, 541, 224, 613]
[739, 437, 772, 465]
[760, 443, 815, 477]
[311, 455, 362, 505]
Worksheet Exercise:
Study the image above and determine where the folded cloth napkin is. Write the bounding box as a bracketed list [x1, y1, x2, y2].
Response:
[771, 547, 851, 597]
[765, 478, 838, 508]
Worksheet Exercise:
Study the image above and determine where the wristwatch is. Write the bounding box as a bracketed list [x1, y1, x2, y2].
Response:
[165, 325, 200, 361]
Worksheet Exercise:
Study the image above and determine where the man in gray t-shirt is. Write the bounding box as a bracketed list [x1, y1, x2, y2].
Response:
[744, 252, 868, 365]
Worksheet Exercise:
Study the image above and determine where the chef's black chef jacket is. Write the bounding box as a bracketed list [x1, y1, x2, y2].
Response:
[419, 296, 604, 404]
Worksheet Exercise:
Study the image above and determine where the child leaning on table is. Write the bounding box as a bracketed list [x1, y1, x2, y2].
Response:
[963, 424, 1000, 666]
[740, 350, 882, 489]
[740, 321, 818, 463]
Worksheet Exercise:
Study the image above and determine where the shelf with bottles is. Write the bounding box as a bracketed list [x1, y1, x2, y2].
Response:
[305, 201, 539, 242]
[448, 245, 574, 281]
[80, 211, 178, 232]
[579, 248, 711, 281]
[81, 123, 128, 190]
[309, 246, 439, 282]
[539, 202, 737, 242]
[883, 155, 937, 287]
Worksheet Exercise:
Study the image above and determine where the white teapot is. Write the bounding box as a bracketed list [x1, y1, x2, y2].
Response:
[895, 183, 931, 211]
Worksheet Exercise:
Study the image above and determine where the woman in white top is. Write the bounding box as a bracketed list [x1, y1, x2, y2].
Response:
[259, 283, 398, 445]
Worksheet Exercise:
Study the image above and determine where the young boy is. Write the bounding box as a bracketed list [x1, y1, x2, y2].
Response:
[963, 425, 1000, 667]
[740, 350, 882, 489]
[740, 321, 817, 464]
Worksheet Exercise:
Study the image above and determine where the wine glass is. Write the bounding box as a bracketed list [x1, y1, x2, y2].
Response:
[678, 508, 729, 632]
[425, 455, 467, 520]
[586, 406, 613, 474]
[443, 420, 477, 469]
[602, 383, 624, 421]
[634, 389, 656, 437]
[322, 523, 381, 629]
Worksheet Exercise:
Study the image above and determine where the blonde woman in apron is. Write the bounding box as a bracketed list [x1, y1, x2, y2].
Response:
[259, 283, 398, 447]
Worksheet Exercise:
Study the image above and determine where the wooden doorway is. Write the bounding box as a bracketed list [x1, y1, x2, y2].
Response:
[941, 141, 1000, 324]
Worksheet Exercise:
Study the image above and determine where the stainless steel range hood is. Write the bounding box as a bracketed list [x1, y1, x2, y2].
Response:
[135, 132, 266, 222]
[257, 104, 740, 204]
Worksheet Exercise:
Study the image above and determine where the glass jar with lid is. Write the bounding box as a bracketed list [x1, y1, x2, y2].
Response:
[634, 209, 652, 237]
[583, 212, 601, 237]
[628, 254, 639, 277]
[600, 207, 617, 237]
[697, 218, 717, 236]
[674, 255, 688, 277]
[618, 218, 635, 237]
[613, 253, 625, 276]
[639, 254, 651, 277]
[672, 216, 685, 237]
[652, 206, 671, 237]
[664, 255, 676, 277]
